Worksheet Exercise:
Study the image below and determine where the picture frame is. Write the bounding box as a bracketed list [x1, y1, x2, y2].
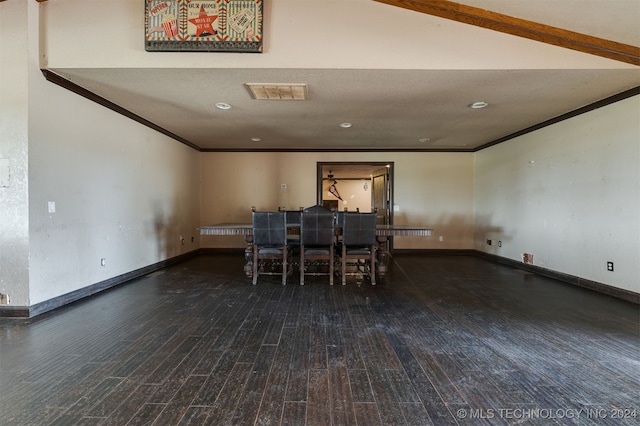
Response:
[145, 0, 263, 53]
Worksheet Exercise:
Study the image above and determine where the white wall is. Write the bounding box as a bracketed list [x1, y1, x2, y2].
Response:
[474, 96, 640, 293]
[200, 152, 473, 250]
[0, 1, 30, 306]
[28, 78, 201, 305]
[323, 178, 373, 213]
[7, 3, 201, 308]
[42, 0, 624, 71]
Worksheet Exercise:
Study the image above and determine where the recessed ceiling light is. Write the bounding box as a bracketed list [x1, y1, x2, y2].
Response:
[340, 122, 352, 128]
[469, 101, 488, 109]
[418, 138, 431, 143]
[215, 102, 231, 110]
[250, 137, 261, 142]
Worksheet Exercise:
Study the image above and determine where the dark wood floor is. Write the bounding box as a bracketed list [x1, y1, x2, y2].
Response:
[1, 254, 638, 426]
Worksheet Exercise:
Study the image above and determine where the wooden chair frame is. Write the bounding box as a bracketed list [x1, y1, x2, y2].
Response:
[339, 211, 377, 286]
[252, 210, 288, 286]
[299, 206, 335, 286]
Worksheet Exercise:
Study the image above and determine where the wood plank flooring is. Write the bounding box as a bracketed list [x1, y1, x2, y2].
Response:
[1, 254, 638, 425]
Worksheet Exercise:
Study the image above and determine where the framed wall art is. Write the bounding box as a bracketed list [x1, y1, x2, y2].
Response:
[145, 0, 263, 52]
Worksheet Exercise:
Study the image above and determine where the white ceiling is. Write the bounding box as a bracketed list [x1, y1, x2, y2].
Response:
[48, 0, 640, 152]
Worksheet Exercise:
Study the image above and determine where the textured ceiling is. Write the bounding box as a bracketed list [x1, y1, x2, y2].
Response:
[48, 0, 640, 152]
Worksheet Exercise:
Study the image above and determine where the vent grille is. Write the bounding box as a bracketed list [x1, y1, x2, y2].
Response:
[246, 83, 308, 100]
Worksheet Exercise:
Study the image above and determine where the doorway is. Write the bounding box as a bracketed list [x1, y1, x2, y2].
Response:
[316, 162, 393, 225]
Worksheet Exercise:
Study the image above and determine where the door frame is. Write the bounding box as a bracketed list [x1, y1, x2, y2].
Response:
[316, 161, 394, 225]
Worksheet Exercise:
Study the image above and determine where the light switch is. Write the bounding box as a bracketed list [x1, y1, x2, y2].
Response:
[48, 201, 56, 213]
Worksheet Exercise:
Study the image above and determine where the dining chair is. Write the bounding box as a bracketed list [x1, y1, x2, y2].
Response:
[339, 211, 377, 286]
[252, 209, 288, 285]
[299, 205, 335, 285]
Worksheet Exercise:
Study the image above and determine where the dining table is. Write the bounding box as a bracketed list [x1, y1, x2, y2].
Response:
[199, 223, 433, 280]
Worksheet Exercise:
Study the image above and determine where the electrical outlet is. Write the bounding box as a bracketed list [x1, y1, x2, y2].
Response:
[101, 258, 106, 267]
[498, 241, 502, 247]
[607, 261, 614, 272]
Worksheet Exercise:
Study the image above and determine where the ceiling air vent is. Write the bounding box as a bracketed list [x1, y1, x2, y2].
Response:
[245, 83, 308, 100]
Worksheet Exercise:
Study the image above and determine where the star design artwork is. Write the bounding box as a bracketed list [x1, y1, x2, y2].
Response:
[189, 5, 218, 37]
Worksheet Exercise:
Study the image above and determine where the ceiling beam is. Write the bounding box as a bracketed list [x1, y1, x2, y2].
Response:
[374, 0, 640, 66]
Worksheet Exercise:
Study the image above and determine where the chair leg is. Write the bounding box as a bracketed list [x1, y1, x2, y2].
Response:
[342, 245, 347, 286]
[370, 249, 376, 286]
[329, 246, 334, 286]
[300, 248, 305, 286]
[252, 245, 258, 285]
[282, 247, 288, 286]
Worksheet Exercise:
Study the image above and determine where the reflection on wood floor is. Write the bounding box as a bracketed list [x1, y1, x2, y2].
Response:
[1, 254, 638, 425]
